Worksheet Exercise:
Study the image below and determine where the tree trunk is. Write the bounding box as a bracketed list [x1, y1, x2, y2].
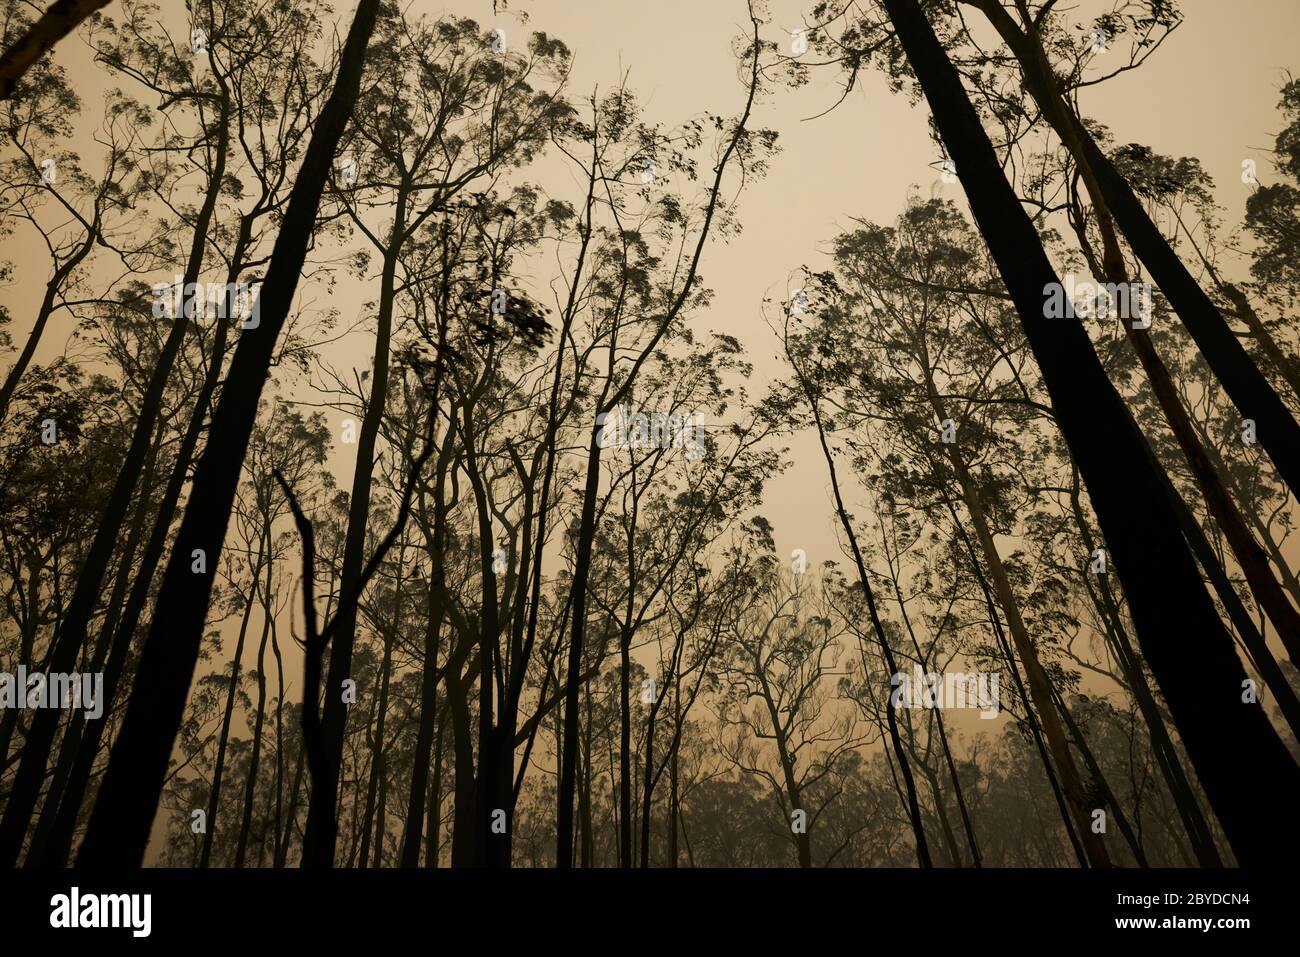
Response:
[234, 537, 276, 867]
[578, 682, 594, 868]
[200, 528, 267, 867]
[424, 709, 444, 868]
[669, 675, 680, 867]
[926, 372, 1111, 867]
[884, 538, 981, 867]
[800, 380, 933, 866]
[0, 0, 111, 99]
[618, 627, 633, 868]
[305, 185, 407, 866]
[275, 737, 306, 868]
[446, 667, 476, 868]
[400, 588, 443, 867]
[358, 558, 402, 867]
[270, 609, 286, 866]
[638, 680, 658, 868]
[556, 428, 604, 866]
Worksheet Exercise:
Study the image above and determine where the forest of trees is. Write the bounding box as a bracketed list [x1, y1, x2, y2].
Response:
[0, 0, 1297, 871]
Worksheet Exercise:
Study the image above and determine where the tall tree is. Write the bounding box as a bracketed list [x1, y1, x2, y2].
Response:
[76, 0, 383, 867]
[555, 6, 771, 866]
[878, 0, 1300, 866]
[301, 11, 572, 867]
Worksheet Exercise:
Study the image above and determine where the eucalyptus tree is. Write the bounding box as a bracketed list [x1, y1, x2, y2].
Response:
[555, 6, 776, 865]
[587, 329, 782, 866]
[198, 401, 330, 866]
[787, 198, 1111, 865]
[301, 10, 573, 867]
[715, 560, 862, 868]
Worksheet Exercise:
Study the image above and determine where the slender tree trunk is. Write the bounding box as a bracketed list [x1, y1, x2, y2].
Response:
[358, 560, 402, 867]
[926, 373, 1110, 867]
[618, 627, 633, 868]
[270, 611, 286, 866]
[372, 753, 390, 867]
[447, 667, 476, 868]
[424, 710, 444, 868]
[932, 712, 979, 866]
[200, 528, 266, 867]
[917, 756, 962, 866]
[401, 590, 443, 867]
[460, 408, 507, 869]
[557, 430, 603, 866]
[305, 187, 407, 866]
[885, 550, 981, 867]
[669, 675, 680, 867]
[799, 383, 933, 866]
[639, 683, 658, 868]
[235, 538, 276, 867]
[275, 737, 306, 868]
[578, 682, 593, 868]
